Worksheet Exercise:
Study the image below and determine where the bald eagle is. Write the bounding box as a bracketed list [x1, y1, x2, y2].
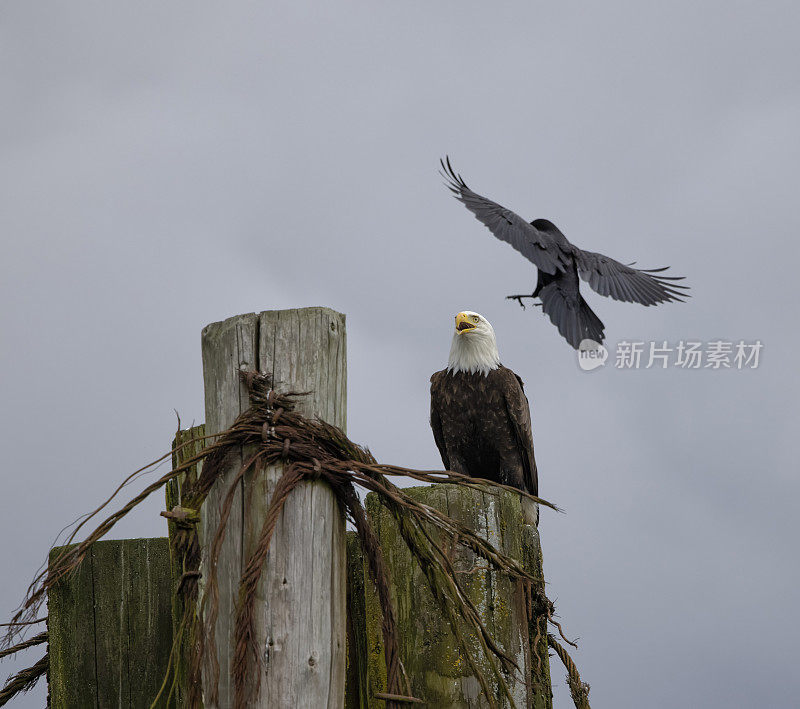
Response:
[430, 311, 539, 525]
[441, 157, 689, 348]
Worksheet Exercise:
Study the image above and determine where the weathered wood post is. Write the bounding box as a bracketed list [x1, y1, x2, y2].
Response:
[165, 425, 206, 705]
[200, 307, 347, 707]
[355, 484, 552, 708]
[48, 538, 175, 707]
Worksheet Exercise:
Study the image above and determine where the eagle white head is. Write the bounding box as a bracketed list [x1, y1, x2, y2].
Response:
[447, 311, 501, 376]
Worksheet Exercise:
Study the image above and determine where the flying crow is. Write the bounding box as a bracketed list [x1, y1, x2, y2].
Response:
[441, 157, 689, 348]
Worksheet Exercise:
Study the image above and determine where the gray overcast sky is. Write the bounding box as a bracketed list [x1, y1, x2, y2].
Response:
[1, 2, 799, 706]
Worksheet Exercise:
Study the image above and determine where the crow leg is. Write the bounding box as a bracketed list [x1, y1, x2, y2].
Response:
[506, 293, 541, 310]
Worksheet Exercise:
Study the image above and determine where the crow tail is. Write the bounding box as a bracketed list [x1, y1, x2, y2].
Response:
[535, 267, 606, 348]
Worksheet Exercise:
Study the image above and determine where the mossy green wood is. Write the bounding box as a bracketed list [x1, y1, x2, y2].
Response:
[48, 538, 175, 708]
[360, 484, 552, 708]
[165, 425, 206, 706]
[48, 544, 97, 707]
[345, 532, 369, 709]
[521, 524, 550, 705]
[91, 540, 131, 705]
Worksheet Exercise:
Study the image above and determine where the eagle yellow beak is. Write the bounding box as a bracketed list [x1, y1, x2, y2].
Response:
[455, 312, 478, 334]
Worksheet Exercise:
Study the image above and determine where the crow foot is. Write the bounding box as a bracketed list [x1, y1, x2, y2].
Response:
[506, 294, 540, 310]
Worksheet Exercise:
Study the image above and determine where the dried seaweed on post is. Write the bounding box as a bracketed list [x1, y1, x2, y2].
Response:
[548, 634, 591, 709]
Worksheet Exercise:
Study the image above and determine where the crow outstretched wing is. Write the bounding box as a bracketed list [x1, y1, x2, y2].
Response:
[573, 250, 689, 305]
[441, 157, 571, 275]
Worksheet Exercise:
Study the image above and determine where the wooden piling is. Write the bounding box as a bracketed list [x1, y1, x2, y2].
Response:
[165, 424, 206, 705]
[345, 532, 369, 709]
[47, 538, 174, 708]
[354, 484, 552, 708]
[200, 307, 347, 707]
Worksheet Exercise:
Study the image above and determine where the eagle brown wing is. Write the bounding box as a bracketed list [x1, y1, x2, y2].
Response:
[499, 368, 538, 496]
[429, 370, 450, 471]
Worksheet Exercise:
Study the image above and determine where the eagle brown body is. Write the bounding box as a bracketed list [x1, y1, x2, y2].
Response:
[430, 365, 538, 497]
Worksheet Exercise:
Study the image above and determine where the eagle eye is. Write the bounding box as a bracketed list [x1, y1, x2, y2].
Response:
[472, 315, 479, 323]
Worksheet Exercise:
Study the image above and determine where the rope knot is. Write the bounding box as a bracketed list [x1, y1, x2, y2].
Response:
[282, 438, 291, 459]
[272, 407, 284, 424]
[310, 458, 323, 481]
